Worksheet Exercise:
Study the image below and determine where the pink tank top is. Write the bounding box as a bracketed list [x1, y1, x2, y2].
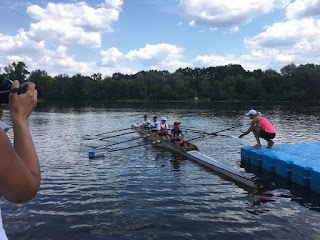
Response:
[258, 117, 276, 133]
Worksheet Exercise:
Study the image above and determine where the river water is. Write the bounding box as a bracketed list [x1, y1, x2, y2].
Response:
[2, 102, 320, 240]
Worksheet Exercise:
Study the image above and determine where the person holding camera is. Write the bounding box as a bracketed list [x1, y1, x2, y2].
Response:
[0, 80, 40, 239]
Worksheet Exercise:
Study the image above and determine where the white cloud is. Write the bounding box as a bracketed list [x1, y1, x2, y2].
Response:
[286, 0, 320, 19]
[4, 0, 319, 77]
[126, 43, 192, 71]
[104, 0, 124, 9]
[0, 1, 126, 77]
[0, 31, 46, 54]
[39, 46, 97, 76]
[244, 18, 320, 68]
[194, 54, 265, 71]
[179, 0, 290, 28]
[245, 18, 320, 52]
[7, 55, 33, 65]
[26, 1, 123, 48]
[226, 26, 239, 34]
[101, 47, 124, 66]
[35, 45, 133, 76]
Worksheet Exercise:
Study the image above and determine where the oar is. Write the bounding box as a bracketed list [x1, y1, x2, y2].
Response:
[83, 131, 137, 140]
[97, 127, 133, 136]
[94, 134, 151, 150]
[89, 142, 150, 159]
[216, 134, 239, 139]
[186, 126, 237, 142]
[99, 131, 136, 140]
[180, 128, 207, 134]
[88, 137, 180, 159]
[183, 130, 239, 139]
[82, 127, 133, 138]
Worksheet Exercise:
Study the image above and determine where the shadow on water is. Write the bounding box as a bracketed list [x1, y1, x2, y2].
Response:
[241, 159, 320, 213]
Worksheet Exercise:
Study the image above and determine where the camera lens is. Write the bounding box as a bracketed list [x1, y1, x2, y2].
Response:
[0, 78, 12, 104]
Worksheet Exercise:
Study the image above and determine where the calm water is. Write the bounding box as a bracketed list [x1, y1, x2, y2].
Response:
[2, 102, 320, 240]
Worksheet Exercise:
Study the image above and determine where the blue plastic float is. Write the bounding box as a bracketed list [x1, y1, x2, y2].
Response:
[241, 142, 320, 193]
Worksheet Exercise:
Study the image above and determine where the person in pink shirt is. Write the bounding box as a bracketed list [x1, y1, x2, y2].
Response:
[239, 109, 276, 149]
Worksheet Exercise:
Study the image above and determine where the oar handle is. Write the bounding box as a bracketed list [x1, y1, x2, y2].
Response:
[95, 134, 150, 150]
[186, 125, 236, 142]
[88, 136, 181, 159]
[99, 131, 135, 140]
[95, 127, 133, 136]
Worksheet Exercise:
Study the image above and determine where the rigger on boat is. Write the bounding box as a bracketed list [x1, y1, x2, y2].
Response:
[135, 120, 199, 152]
[131, 121, 257, 192]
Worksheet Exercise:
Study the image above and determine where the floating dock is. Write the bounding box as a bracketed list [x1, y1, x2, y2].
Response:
[241, 142, 320, 193]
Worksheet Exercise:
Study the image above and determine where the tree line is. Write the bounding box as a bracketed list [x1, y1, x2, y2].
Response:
[1, 61, 320, 102]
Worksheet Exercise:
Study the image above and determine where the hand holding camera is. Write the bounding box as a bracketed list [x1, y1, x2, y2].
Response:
[9, 80, 37, 124]
[0, 78, 37, 124]
[0, 78, 27, 104]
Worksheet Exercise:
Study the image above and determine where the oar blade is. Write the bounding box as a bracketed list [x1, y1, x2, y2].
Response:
[88, 151, 105, 159]
[95, 127, 133, 136]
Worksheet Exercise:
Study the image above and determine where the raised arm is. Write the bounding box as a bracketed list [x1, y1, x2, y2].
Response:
[0, 81, 40, 203]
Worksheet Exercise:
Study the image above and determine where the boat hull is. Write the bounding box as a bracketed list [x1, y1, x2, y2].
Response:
[131, 122, 256, 192]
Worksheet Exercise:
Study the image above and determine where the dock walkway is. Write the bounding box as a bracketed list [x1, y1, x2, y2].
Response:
[241, 142, 320, 193]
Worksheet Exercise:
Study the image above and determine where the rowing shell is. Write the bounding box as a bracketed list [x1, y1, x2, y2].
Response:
[131, 122, 256, 192]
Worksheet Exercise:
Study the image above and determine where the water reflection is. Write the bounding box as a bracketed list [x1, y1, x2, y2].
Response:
[241, 159, 320, 213]
[2, 102, 320, 240]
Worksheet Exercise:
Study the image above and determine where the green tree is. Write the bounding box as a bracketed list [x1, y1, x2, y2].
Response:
[4, 61, 30, 81]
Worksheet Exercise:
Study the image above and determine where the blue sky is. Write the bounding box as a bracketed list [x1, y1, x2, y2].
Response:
[0, 0, 319, 77]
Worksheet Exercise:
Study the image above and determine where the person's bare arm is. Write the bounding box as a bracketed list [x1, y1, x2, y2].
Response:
[0, 81, 40, 203]
[181, 132, 186, 140]
[239, 118, 260, 138]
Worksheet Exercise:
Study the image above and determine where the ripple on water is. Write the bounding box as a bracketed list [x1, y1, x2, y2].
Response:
[3, 103, 320, 240]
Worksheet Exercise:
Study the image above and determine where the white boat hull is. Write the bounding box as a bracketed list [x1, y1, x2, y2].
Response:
[131, 122, 256, 192]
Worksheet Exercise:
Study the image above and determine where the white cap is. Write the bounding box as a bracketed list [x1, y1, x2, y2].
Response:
[245, 109, 257, 116]
[160, 116, 167, 121]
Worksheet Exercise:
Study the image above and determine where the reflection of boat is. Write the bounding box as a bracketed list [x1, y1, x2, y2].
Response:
[131, 122, 256, 192]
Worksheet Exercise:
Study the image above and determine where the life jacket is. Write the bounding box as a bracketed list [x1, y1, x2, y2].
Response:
[171, 128, 182, 137]
[160, 123, 169, 131]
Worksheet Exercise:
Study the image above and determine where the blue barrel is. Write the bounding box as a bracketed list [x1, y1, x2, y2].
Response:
[291, 163, 313, 188]
[310, 168, 320, 193]
[241, 147, 252, 162]
[88, 151, 96, 159]
[262, 154, 276, 173]
[275, 159, 294, 180]
[250, 149, 264, 167]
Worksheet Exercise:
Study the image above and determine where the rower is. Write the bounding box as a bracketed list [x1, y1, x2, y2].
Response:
[170, 122, 187, 148]
[158, 116, 170, 140]
[150, 116, 160, 133]
[142, 114, 151, 129]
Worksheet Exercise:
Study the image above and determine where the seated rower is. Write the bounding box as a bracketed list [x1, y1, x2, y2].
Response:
[142, 114, 151, 129]
[170, 121, 187, 148]
[149, 116, 160, 133]
[158, 117, 170, 140]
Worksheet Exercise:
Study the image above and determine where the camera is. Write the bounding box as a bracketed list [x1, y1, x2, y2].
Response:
[0, 78, 27, 104]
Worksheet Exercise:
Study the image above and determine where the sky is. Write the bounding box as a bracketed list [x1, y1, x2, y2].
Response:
[0, 0, 319, 77]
